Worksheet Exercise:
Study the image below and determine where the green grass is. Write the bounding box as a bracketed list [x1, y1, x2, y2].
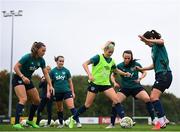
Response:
[0, 124, 179, 131]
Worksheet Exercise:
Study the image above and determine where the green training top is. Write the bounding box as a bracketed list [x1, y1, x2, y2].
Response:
[50, 67, 71, 93]
[91, 54, 116, 85]
[18, 53, 45, 79]
[151, 44, 171, 73]
[117, 61, 142, 89]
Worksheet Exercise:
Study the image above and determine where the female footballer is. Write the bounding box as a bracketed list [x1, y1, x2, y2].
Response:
[138, 30, 172, 129]
[106, 50, 155, 128]
[12, 42, 53, 129]
[68, 41, 131, 128]
[49, 56, 81, 128]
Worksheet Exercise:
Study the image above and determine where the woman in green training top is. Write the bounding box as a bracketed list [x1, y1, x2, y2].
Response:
[138, 30, 172, 129]
[50, 56, 81, 128]
[68, 41, 131, 128]
[106, 50, 155, 128]
[12, 42, 53, 129]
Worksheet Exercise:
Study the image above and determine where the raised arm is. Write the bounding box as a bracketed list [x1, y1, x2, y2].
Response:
[136, 64, 154, 71]
[138, 35, 164, 45]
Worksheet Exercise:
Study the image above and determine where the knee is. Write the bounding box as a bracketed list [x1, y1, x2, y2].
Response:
[33, 98, 40, 105]
[112, 98, 120, 104]
[143, 97, 151, 103]
[150, 95, 159, 102]
[84, 103, 91, 108]
[84, 100, 94, 108]
[19, 97, 27, 104]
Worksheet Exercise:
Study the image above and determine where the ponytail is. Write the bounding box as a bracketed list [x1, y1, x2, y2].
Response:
[54, 56, 64, 62]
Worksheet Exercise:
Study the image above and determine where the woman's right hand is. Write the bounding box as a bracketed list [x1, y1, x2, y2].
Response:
[88, 74, 94, 82]
[47, 86, 55, 99]
[125, 72, 132, 77]
[138, 35, 148, 43]
[22, 76, 30, 84]
[47, 90, 51, 99]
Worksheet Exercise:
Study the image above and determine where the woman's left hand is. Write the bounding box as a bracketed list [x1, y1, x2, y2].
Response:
[113, 82, 120, 88]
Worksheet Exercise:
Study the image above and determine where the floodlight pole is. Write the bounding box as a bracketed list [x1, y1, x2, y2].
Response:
[2, 10, 23, 119]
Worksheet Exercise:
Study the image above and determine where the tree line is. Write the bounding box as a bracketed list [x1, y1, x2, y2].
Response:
[0, 70, 180, 122]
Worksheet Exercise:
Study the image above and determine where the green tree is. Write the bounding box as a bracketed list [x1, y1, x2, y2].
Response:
[0, 70, 180, 123]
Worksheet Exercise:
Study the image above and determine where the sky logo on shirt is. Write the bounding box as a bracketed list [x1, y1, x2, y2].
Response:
[55, 75, 65, 80]
[29, 66, 37, 71]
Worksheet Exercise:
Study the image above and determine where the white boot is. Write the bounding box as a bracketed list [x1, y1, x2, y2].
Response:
[76, 122, 82, 128]
[106, 124, 115, 129]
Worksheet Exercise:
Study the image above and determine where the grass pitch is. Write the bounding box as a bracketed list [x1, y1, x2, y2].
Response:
[0, 124, 179, 131]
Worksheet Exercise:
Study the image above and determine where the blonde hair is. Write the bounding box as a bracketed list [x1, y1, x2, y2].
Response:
[102, 41, 115, 51]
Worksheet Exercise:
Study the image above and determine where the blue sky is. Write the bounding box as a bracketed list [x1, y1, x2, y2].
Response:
[0, 0, 180, 97]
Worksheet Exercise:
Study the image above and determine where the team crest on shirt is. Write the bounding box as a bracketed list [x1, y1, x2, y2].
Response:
[130, 67, 136, 71]
[37, 62, 40, 67]
[62, 72, 66, 75]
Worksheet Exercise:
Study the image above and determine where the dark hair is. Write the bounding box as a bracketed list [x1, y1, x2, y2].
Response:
[123, 50, 133, 62]
[54, 56, 64, 62]
[143, 30, 161, 39]
[123, 50, 139, 66]
[31, 42, 45, 57]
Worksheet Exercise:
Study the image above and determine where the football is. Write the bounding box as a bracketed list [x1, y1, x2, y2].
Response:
[39, 119, 48, 127]
[50, 119, 55, 127]
[120, 116, 133, 128]
[64, 118, 70, 126]
[54, 119, 65, 127]
[54, 119, 60, 127]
